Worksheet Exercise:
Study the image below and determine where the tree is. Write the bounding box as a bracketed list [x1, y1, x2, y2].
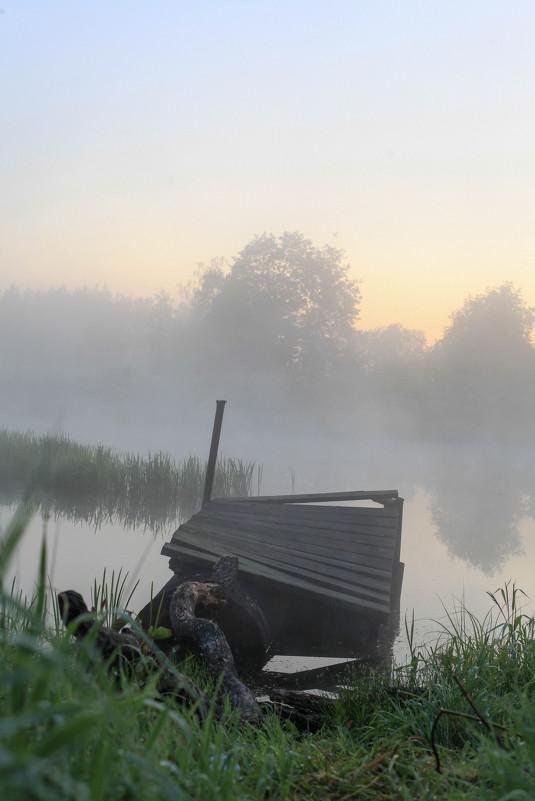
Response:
[428, 284, 535, 441]
[437, 283, 534, 365]
[356, 324, 427, 372]
[190, 232, 361, 375]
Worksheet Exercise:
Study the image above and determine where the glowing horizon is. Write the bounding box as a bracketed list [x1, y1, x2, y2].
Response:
[1, 1, 534, 345]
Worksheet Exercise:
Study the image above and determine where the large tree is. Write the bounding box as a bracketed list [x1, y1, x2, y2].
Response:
[191, 232, 361, 375]
[428, 283, 535, 441]
[438, 283, 534, 363]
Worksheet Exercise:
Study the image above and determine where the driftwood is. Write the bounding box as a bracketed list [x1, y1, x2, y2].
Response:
[60, 558, 337, 731]
[169, 554, 261, 724]
[57, 589, 209, 714]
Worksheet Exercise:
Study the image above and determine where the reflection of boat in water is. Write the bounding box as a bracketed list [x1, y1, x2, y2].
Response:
[138, 489, 404, 670]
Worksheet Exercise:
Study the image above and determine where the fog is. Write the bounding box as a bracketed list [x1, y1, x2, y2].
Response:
[1, 233, 535, 582]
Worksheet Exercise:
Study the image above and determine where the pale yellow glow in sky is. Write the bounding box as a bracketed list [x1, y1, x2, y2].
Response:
[1, 1, 534, 343]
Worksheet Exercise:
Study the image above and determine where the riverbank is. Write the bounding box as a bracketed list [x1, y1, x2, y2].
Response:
[2, 504, 534, 799]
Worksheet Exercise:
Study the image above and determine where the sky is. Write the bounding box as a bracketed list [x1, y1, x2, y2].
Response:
[1, 0, 534, 342]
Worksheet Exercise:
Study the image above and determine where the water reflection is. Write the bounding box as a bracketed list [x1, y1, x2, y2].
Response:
[3, 440, 535, 670]
[416, 443, 535, 574]
[0, 488, 187, 535]
[0, 504, 172, 614]
[2, 441, 534, 575]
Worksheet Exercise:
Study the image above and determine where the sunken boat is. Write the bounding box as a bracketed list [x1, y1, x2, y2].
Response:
[138, 401, 404, 670]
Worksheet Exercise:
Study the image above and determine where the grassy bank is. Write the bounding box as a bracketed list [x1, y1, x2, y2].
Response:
[0, 428, 257, 530]
[2, 502, 535, 799]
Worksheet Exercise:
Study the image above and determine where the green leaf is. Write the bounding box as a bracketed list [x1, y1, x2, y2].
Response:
[147, 626, 172, 641]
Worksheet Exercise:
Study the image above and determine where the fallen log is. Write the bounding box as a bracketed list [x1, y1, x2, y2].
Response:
[57, 589, 209, 713]
[169, 554, 261, 724]
[60, 560, 334, 730]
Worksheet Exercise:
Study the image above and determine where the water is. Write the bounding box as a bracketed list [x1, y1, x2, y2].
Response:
[3, 482, 534, 667]
[396, 487, 535, 663]
[1, 507, 172, 616]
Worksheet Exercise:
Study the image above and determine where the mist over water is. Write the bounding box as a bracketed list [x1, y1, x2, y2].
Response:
[2, 431, 535, 665]
[3, 439, 534, 666]
[1, 251, 535, 660]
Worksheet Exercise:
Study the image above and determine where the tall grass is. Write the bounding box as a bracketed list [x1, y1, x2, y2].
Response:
[3, 493, 535, 798]
[0, 428, 256, 531]
[333, 583, 535, 796]
[0, 504, 250, 800]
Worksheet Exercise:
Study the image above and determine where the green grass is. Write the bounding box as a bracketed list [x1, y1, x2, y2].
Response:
[0, 428, 257, 531]
[2, 500, 535, 798]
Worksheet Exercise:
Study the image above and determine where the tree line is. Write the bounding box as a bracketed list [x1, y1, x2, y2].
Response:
[1, 231, 534, 445]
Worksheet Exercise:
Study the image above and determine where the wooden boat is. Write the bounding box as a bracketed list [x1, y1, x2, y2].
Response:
[138, 489, 404, 670]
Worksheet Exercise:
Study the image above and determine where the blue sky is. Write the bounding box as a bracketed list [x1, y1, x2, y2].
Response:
[1, 1, 534, 340]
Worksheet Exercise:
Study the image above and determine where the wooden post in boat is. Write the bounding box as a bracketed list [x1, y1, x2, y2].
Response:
[202, 400, 227, 507]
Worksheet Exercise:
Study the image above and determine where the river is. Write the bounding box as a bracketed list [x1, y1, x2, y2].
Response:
[3, 475, 534, 668]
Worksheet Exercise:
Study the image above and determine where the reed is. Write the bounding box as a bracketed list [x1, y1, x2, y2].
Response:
[0, 427, 256, 531]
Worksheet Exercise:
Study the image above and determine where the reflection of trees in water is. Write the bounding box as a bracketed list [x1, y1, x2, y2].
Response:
[52, 493, 182, 535]
[0, 430, 256, 535]
[1, 428, 533, 573]
[429, 493, 524, 574]
[5, 483, 245, 534]
[253, 438, 535, 576]
[1, 489, 183, 535]
[420, 444, 534, 574]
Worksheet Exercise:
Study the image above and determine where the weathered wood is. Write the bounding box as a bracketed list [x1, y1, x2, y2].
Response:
[147, 487, 405, 665]
[200, 501, 399, 535]
[209, 497, 399, 516]
[168, 555, 261, 724]
[202, 400, 226, 507]
[180, 513, 398, 550]
[170, 539, 391, 603]
[167, 537, 394, 584]
[164, 543, 392, 616]
[161, 492, 403, 623]
[175, 524, 395, 572]
[204, 498, 400, 523]
[57, 590, 209, 713]
[186, 530, 396, 563]
[173, 530, 394, 581]
[221, 490, 399, 504]
[164, 512, 397, 610]
[196, 530, 397, 567]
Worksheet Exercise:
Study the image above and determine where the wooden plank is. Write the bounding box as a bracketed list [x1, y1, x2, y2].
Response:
[174, 506, 399, 544]
[173, 519, 397, 562]
[236, 552, 391, 603]
[164, 529, 394, 600]
[178, 528, 394, 572]
[162, 538, 393, 591]
[206, 499, 399, 524]
[180, 511, 398, 550]
[197, 514, 397, 542]
[162, 541, 391, 616]
[170, 544, 392, 617]
[215, 490, 399, 504]
[168, 529, 394, 594]
[163, 533, 392, 595]
[177, 522, 395, 572]
[208, 497, 399, 517]
[160, 488, 403, 621]
[176, 523, 395, 574]
[198, 508, 398, 540]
